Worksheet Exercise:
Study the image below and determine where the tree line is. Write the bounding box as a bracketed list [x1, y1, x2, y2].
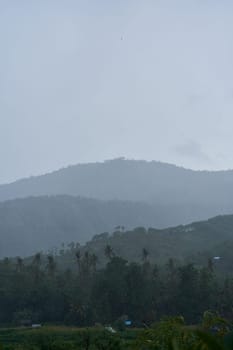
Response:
[0, 247, 233, 327]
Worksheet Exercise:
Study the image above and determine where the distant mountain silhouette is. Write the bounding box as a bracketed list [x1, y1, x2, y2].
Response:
[0, 159, 233, 226]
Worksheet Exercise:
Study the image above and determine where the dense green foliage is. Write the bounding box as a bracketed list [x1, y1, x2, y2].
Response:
[0, 327, 138, 350]
[56, 218, 233, 274]
[1, 314, 233, 350]
[136, 313, 233, 350]
[0, 250, 233, 328]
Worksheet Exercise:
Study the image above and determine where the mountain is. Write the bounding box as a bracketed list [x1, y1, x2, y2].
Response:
[0, 195, 163, 257]
[1, 159, 233, 226]
[2, 193, 233, 271]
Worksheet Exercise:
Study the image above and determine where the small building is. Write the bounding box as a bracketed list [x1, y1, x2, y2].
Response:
[32, 324, 42, 328]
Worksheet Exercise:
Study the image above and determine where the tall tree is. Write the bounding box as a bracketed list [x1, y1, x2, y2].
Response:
[16, 257, 23, 273]
[104, 245, 115, 261]
[142, 248, 149, 263]
[46, 255, 56, 277]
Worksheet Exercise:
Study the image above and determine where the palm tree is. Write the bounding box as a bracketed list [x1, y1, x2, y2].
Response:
[167, 258, 175, 273]
[16, 257, 23, 272]
[83, 251, 90, 274]
[90, 253, 98, 272]
[142, 248, 149, 263]
[104, 245, 114, 260]
[46, 255, 56, 276]
[32, 252, 42, 282]
[75, 250, 81, 273]
[33, 252, 41, 267]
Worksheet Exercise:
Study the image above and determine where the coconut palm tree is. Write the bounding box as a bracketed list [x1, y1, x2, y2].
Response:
[16, 257, 23, 272]
[142, 248, 149, 263]
[104, 244, 115, 261]
[31, 252, 42, 282]
[90, 253, 98, 272]
[75, 250, 81, 273]
[46, 255, 56, 277]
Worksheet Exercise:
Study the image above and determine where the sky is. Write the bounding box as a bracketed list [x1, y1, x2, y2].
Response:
[1, 0, 233, 183]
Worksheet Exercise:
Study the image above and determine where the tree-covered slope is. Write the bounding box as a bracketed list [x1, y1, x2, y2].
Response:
[0, 195, 162, 257]
[69, 214, 233, 267]
[2, 195, 233, 260]
[1, 159, 233, 226]
[2, 196, 233, 261]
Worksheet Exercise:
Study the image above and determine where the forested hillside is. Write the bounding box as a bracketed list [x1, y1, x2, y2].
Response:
[1, 159, 233, 226]
[1, 214, 233, 328]
[0, 195, 161, 257]
[2, 194, 233, 260]
[56, 214, 233, 269]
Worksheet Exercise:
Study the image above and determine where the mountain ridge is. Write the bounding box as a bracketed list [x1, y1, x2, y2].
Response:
[2, 158, 233, 188]
[1, 159, 233, 225]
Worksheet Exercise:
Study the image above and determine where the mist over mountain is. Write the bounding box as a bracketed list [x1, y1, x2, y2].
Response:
[0, 195, 162, 257]
[1, 159, 233, 227]
[77, 214, 233, 270]
[5, 207, 233, 276]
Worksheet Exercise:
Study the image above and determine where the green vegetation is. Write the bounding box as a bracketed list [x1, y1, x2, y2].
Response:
[0, 243, 233, 349]
[0, 327, 139, 350]
[0, 313, 233, 349]
[56, 216, 233, 274]
[0, 247, 233, 328]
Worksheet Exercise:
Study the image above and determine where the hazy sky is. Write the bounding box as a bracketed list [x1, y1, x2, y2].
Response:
[1, 0, 233, 183]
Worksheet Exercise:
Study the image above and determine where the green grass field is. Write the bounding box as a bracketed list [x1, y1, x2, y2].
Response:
[0, 326, 141, 350]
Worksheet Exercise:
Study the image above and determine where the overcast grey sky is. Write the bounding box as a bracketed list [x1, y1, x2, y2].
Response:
[1, 0, 233, 183]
